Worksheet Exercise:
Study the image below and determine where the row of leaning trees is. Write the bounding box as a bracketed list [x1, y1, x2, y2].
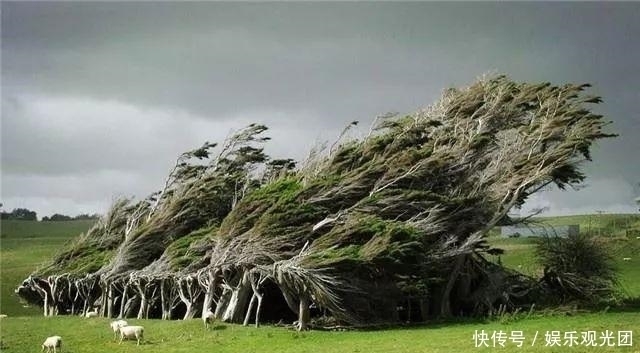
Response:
[17, 75, 615, 330]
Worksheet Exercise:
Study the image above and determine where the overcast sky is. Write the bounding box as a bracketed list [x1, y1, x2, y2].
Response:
[2, 2, 639, 218]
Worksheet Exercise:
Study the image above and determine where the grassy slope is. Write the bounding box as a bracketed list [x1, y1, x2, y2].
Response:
[0, 220, 95, 316]
[1, 314, 639, 353]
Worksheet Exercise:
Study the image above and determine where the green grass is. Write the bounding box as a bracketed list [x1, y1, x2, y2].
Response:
[0, 313, 638, 352]
[0, 220, 96, 239]
[0, 220, 95, 316]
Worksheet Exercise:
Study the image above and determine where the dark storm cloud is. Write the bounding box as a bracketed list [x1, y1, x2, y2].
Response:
[2, 2, 639, 217]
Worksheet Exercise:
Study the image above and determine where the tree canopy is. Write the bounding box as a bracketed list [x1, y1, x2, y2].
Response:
[1, 208, 37, 220]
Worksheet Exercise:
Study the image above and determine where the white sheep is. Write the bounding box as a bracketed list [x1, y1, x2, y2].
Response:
[203, 310, 215, 329]
[41, 336, 62, 353]
[85, 310, 98, 318]
[0, 314, 7, 318]
[109, 320, 129, 340]
[119, 325, 144, 345]
[623, 257, 631, 261]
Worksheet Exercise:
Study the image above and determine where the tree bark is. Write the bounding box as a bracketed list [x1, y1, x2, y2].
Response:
[177, 276, 200, 320]
[297, 296, 310, 331]
[248, 274, 265, 327]
[123, 297, 137, 318]
[440, 254, 466, 318]
[118, 284, 129, 319]
[222, 279, 251, 322]
[201, 274, 218, 319]
[31, 280, 50, 317]
[137, 296, 147, 319]
[255, 293, 263, 328]
[160, 279, 169, 320]
[44, 292, 50, 317]
[183, 302, 195, 320]
[106, 283, 114, 318]
[214, 287, 232, 319]
[243, 293, 257, 326]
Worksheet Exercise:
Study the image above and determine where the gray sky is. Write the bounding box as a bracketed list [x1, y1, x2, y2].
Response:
[2, 2, 639, 218]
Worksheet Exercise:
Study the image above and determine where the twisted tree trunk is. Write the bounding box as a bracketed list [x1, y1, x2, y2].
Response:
[118, 283, 129, 318]
[440, 254, 466, 318]
[222, 277, 251, 322]
[200, 269, 220, 319]
[243, 293, 257, 326]
[106, 283, 115, 318]
[177, 276, 200, 320]
[214, 287, 231, 319]
[297, 296, 310, 331]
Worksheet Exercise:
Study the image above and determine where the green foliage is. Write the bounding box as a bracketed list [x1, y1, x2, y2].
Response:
[536, 234, 618, 302]
[219, 177, 305, 238]
[57, 246, 115, 274]
[0, 207, 37, 220]
[307, 216, 421, 272]
[165, 225, 217, 271]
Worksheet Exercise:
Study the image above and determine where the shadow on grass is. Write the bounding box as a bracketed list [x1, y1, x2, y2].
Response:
[333, 317, 489, 333]
[316, 298, 640, 333]
[604, 296, 640, 313]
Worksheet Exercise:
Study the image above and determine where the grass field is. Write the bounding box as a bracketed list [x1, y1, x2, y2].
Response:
[532, 214, 640, 238]
[0, 220, 95, 316]
[0, 217, 638, 352]
[1, 312, 639, 352]
[487, 236, 640, 297]
[487, 213, 640, 297]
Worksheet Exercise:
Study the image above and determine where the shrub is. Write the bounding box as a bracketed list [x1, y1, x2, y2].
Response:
[536, 233, 617, 303]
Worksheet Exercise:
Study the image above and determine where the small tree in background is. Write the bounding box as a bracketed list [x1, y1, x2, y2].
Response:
[536, 233, 617, 303]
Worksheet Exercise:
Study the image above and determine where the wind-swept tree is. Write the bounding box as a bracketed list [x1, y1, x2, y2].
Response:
[17, 75, 615, 328]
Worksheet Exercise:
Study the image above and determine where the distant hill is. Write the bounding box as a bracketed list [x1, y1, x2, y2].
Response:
[0, 219, 96, 316]
[1, 219, 97, 239]
[528, 213, 640, 237]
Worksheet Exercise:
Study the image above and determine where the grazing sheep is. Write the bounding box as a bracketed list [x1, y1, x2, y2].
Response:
[110, 320, 129, 340]
[203, 310, 215, 329]
[623, 257, 631, 261]
[41, 336, 62, 353]
[119, 325, 144, 345]
[0, 314, 7, 318]
[85, 310, 98, 318]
